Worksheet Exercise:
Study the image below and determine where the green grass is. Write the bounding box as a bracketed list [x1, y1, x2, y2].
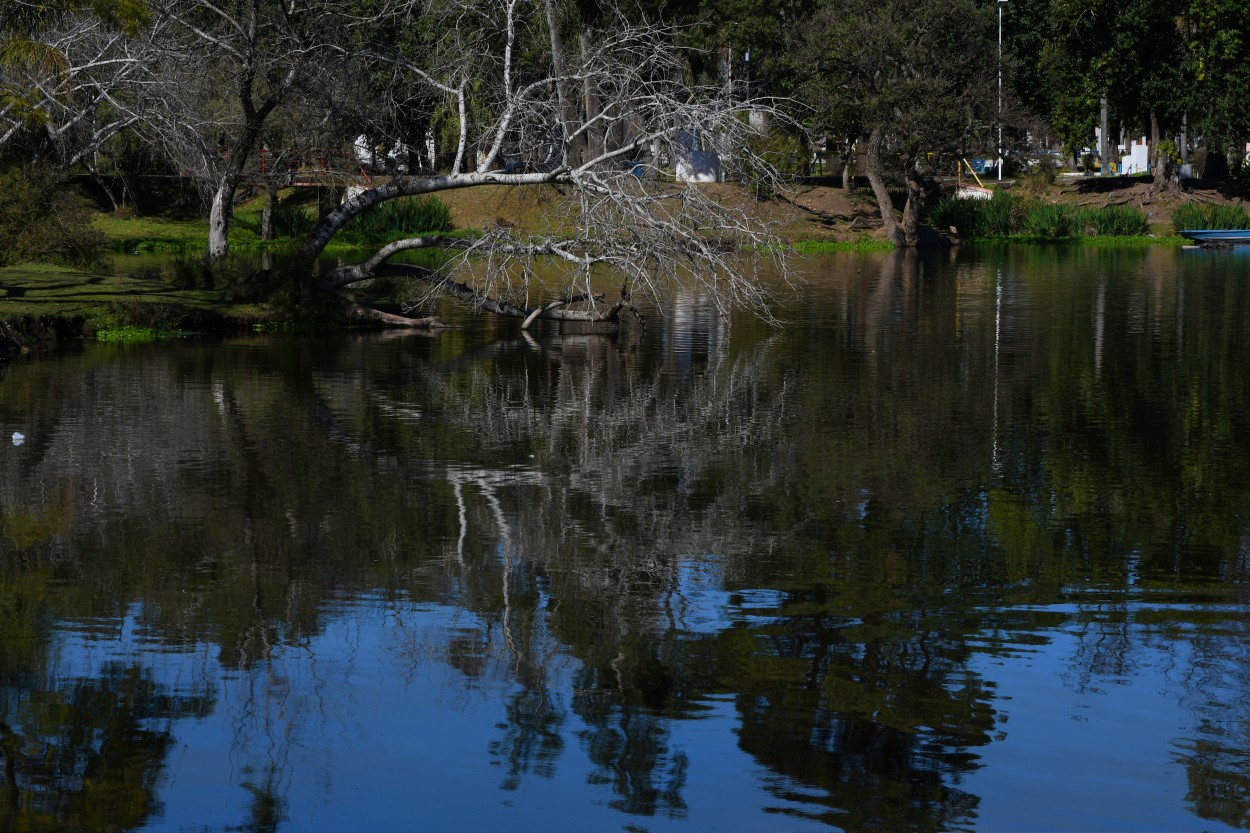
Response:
[1081, 234, 1185, 247]
[94, 326, 190, 342]
[0, 262, 262, 327]
[92, 213, 213, 252]
[93, 194, 465, 256]
[791, 238, 895, 254]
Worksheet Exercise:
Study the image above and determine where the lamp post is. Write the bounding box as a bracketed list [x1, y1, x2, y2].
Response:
[998, 0, 1007, 181]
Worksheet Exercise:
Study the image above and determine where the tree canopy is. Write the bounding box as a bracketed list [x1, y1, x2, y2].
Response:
[6, 0, 1250, 275]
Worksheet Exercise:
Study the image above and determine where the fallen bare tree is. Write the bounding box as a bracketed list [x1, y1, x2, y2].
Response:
[11, 0, 793, 325]
[303, 0, 793, 328]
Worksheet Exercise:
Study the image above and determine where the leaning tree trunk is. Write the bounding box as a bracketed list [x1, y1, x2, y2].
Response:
[87, 164, 122, 215]
[865, 128, 904, 247]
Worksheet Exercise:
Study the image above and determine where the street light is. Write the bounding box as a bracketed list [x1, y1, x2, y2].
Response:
[995, 0, 1005, 181]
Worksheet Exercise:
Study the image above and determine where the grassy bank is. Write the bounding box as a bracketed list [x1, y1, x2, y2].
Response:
[0, 177, 1215, 361]
[0, 262, 267, 327]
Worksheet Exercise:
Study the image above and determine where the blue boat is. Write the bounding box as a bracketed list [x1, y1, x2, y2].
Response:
[1178, 228, 1250, 245]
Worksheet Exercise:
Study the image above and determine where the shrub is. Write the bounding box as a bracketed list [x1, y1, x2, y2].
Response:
[159, 251, 265, 296]
[744, 131, 807, 200]
[0, 164, 106, 266]
[928, 192, 1150, 239]
[106, 300, 185, 331]
[928, 196, 983, 236]
[927, 189, 1026, 236]
[343, 195, 454, 238]
[272, 201, 317, 237]
[1021, 155, 1059, 194]
[981, 190, 1025, 236]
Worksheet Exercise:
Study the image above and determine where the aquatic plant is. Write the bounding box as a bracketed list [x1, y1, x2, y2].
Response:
[342, 196, 454, 238]
[1172, 202, 1250, 232]
[929, 193, 1150, 238]
[927, 196, 984, 236]
[979, 190, 1023, 236]
[1073, 205, 1150, 236]
[1023, 203, 1077, 237]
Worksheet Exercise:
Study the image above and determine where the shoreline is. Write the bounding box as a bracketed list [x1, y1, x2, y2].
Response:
[0, 232, 1195, 364]
[0, 174, 1235, 361]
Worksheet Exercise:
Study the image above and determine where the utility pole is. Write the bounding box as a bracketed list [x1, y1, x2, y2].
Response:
[998, 0, 1007, 181]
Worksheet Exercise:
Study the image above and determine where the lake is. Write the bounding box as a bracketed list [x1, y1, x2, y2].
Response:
[1, 245, 1248, 832]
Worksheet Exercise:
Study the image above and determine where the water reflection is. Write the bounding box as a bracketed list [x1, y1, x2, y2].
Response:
[0, 246, 1249, 831]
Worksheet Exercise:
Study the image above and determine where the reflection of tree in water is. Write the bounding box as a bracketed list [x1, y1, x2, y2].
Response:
[575, 685, 689, 819]
[431, 324, 781, 814]
[423, 308, 995, 829]
[0, 663, 211, 832]
[11, 247, 1250, 830]
[1045, 590, 1250, 831]
[491, 685, 566, 790]
[1169, 548, 1250, 830]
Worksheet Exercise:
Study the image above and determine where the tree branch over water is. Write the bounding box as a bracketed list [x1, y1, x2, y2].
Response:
[292, 0, 794, 326]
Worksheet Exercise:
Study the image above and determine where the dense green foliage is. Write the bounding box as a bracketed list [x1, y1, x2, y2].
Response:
[1004, 0, 1250, 173]
[340, 195, 454, 239]
[1076, 204, 1153, 236]
[930, 191, 1151, 238]
[0, 164, 105, 266]
[7, 0, 1250, 261]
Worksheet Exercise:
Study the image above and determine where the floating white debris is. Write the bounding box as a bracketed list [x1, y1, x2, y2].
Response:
[12, 431, 25, 446]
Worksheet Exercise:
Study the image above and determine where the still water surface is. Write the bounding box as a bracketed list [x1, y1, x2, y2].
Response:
[1, 246, 1248, 832]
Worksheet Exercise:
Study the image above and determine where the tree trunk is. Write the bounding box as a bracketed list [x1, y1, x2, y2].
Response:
[1099, 95, 1110, 175]
[865, 128, 903, 247]
[544, 0, 584, 166]
[842, 139, 853, 193]
[208, 177, 233, 259]
[1149, 111, 1180, 196]
[261, 184, 277, 241]
[88, 165, 122, 215]
[900, 163, 925, 247]
[581, 26, 605, 161]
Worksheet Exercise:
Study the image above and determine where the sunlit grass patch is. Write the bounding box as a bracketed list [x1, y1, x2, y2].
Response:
[791, 238, 894, 254]
[94, 326, 189, 342]
[92, 212, 209, 251]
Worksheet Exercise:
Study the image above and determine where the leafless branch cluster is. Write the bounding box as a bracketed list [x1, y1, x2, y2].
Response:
[0, 11, 164, 168]
[311, 0, 793, 324]
[6, 0, 795, 324]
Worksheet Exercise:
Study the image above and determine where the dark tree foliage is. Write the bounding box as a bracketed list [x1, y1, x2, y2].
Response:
[793, 0, 997, 244]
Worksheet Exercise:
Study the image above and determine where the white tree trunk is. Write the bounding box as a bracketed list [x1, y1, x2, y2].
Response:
[208, 179, 231, 259]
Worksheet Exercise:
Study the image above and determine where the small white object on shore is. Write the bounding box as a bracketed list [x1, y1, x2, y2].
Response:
[12, 432, 24, 446]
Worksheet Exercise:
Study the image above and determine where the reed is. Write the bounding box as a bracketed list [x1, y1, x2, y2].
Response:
[1172, 202, 1250, 232]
